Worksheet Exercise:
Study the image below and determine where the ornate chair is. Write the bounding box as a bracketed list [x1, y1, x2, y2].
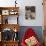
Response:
[21, 28, 41, 46]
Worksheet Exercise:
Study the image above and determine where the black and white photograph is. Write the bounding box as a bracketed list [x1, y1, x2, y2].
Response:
[25, 6, 36, 20]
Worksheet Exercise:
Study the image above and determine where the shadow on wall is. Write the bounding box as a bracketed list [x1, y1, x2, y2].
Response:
[18, 26, 44, 44]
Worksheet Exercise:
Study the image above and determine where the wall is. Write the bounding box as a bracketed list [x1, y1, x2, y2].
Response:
[18, 0, 44, 26]
[0, 0, 44, 26]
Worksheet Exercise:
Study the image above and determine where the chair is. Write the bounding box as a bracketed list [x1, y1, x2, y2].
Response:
[21, 28, 41, 46]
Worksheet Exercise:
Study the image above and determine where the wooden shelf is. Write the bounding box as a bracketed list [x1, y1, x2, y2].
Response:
[0, 24, 20, 32]
[1, 40, 19, 46]
[0, 7, 20, 46]
[0, 7, 19, 10]
[0, 7, 19, 24]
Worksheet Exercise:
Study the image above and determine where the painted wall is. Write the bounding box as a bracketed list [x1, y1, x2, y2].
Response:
[0, 0, 44, 26]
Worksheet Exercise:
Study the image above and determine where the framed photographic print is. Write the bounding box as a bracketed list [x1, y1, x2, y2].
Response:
[25, 6, 36, 20]
[2, 10, 9, 15]
[9, 10, 15, 15]
[9, 10, 18, 15]
[10, 11, 15, 15]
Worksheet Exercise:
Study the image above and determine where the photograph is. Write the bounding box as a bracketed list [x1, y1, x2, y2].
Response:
[25, 6, 36, 20]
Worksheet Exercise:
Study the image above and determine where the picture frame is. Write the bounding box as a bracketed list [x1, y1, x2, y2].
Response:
[25, 6, 36, 20]
[2, 10, 9, 15]
[9, 10, 18, 15]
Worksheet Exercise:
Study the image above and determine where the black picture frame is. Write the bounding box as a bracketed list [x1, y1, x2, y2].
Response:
[25, 6, 36, 20]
